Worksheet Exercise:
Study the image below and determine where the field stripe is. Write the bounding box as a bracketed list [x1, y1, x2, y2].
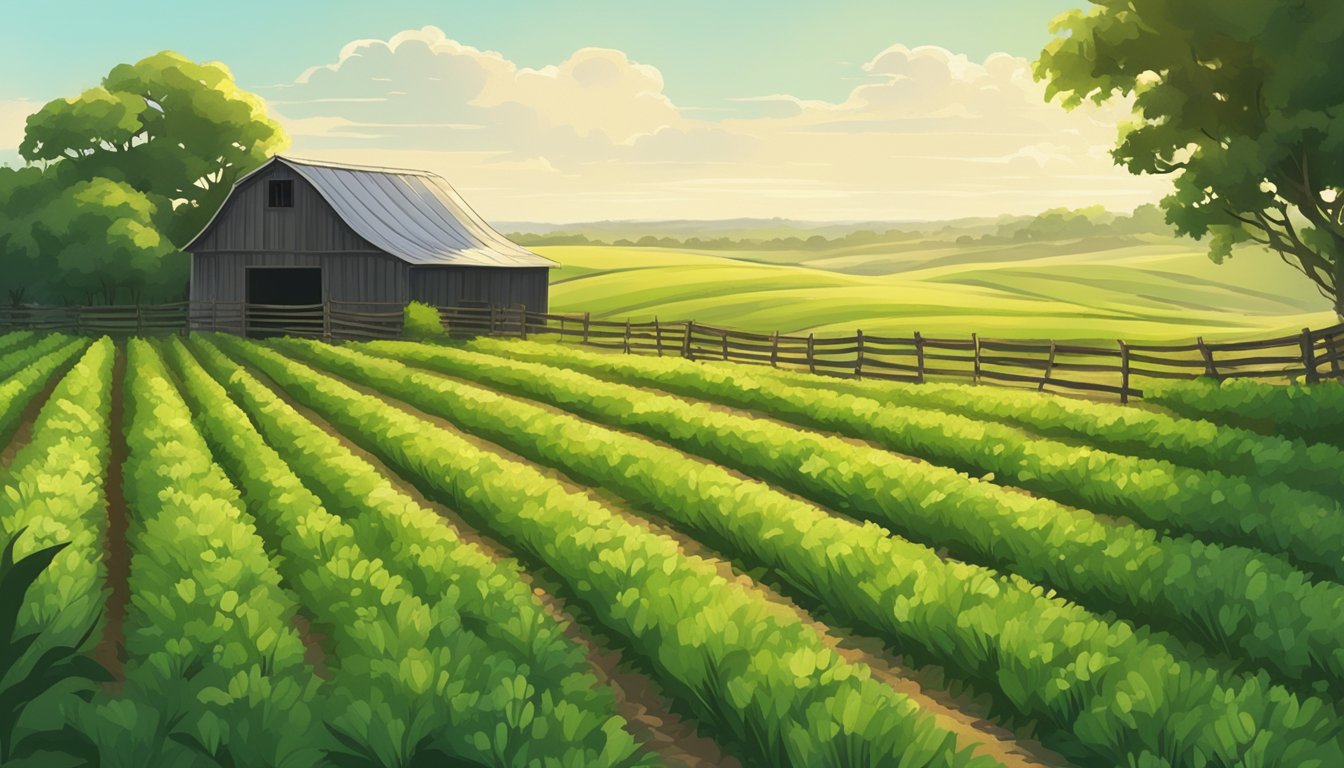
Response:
[705, 360, 1344, 499]
[282, 337, 1344, 768]
[282, 341, 1069, 768]
[468, 339, 1344, 582]
[112, 340, 320, 763]
[172, 335, 655, 767]
[219, 334, 994, 768]
[358, 340, 1344, 696]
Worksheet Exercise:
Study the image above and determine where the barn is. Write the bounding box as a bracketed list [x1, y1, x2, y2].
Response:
[184, 156, 554, 312]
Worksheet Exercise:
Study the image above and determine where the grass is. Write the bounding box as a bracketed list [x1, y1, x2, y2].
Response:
[540, 236, 1339, 342]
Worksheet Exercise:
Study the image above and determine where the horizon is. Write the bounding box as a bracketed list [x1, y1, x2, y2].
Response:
[0, 1, 1170, 222]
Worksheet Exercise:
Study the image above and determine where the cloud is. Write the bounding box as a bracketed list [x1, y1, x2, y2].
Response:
[0, 100, 38, 153]
[265, 29, 1166, 222]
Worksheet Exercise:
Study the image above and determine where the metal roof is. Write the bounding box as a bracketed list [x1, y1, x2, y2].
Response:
[189, 155, 556, 268]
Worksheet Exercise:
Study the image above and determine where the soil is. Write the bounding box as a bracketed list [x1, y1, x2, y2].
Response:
[94, 342, 131, 686]
[280, 352, 1072, 768]
[226, 354, 742, 768]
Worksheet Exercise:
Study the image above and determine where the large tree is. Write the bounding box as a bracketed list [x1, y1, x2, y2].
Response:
[1, 51, 287, 304]
[1036, 1, 1344, 318]
[20, 50, 288, 247]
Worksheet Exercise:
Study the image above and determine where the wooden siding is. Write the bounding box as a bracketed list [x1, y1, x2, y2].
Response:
[190, 252, 409, 304]
[410, 266, 549, 312]
[190, 164, 376, 254]
[187, 159, 552, 310]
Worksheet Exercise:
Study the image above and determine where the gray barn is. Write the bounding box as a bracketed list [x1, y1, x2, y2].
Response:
[185, 156, 554, 311]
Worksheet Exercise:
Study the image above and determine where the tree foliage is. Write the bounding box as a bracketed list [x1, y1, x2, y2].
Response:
[1036, 0, 1344, 317]
[0, 51, 286, 305]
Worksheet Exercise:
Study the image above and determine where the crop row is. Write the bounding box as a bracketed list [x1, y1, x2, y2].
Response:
[0, 336, 88, 446]
[473, 339, 1344, 583]
[743, 357, 1344, 499]
[170, 335, 650, 767]
[361, 340, 1344, 695]
[109, 340, 319, 765]
[216, 334, 988, 768]
[1146, 377, 1344, 448]
[288, 337, 1344, 768]
[0, 330, 35, 358]
[0, 339, 111, 657]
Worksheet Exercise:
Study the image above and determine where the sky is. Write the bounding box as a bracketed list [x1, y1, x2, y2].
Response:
[0, 0, 1171, 223]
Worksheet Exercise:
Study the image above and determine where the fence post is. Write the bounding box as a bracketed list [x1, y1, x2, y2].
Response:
[683, 322, 694, 360]
[135, 305, 143, 337]
[654, 316, 662, 355]
[322, 302, 332, 342]
[1300, 327, 1319, 383]
[1196, 336, 1218, 378]
[1118, 339, 1131, 404]
[807, 333, 816, 374]
[770, 331, 780, 367]
[1039, 340, 1058, 392]
[582, 312, 591, 344]
[914, 332, 926, 384]
[624, 319, 632, 354]
[1327, 331, 1343, 380]
[854, 329, 864, 378]
[721, 329, 729, 360]
[971, 332, 981, 384]
[519, 304, 528, 340]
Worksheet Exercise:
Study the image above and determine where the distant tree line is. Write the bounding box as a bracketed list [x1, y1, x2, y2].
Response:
[508, 204, 1175, 251]
[0, 52, 286, 306]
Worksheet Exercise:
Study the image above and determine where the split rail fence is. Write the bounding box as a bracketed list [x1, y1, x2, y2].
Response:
[2, 301, 1341, 402]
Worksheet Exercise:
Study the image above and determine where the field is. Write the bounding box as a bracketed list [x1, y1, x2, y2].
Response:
[540, 236, 1339, 341]
[3, 329, 1344, 767]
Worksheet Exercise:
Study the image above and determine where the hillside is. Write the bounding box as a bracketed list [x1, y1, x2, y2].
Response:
[540, 235, 1338, 342]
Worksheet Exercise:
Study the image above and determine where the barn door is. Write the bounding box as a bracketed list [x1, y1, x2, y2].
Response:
[245, 267, 323, 338]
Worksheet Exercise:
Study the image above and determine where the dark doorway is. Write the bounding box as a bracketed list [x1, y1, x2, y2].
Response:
[245, 267, 323, 338]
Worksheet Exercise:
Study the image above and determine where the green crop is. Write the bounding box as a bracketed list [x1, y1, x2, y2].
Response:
[110, 340, 321, 766]
[171, 335, 652, 768]
[1147, 377, 1344, 448]
[282, 337, 1344, 768]
[361, 339, 1344, 696]
[469, 339, 1344, 583]
[218, 334, 991, 768]
[738, 359, 1344, 500]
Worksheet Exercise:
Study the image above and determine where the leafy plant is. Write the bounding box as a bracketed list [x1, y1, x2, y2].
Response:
[0, 528, 112, 765]
[296, 337, 1344, 767]
[402, 302, 446, 340]
[363, 339, 1344, 695]
[221, 334, 986, 768]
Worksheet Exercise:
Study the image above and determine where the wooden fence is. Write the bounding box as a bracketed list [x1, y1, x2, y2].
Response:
[484, 309, 1344, 403]
[2, 301, 1341, 401]
[0, 301, 404, 341]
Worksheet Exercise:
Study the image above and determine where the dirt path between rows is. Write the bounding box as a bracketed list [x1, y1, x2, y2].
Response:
[94, 342, 130, 685]
[224, 354, 739, 768]
[293, 352, 1071, 768]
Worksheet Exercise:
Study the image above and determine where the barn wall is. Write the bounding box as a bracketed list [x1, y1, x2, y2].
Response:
[190, 164, 377, 254]
[190, 252, 409, 304]
[409, 266, 550, 312]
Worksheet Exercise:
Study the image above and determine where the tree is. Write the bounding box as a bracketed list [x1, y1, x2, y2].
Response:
[1036, 1, 1344, 317]
[20, 51, 288, 247]
[30, 178, 180, 304]
[0, 167, 52, 304]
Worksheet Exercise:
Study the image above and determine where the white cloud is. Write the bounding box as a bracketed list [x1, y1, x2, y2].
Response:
[0, 100, 38, 154]
[266, 29, 1166, 222]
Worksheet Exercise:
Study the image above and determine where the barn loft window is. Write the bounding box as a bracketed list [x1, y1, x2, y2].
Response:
[268, 180, 294, 208]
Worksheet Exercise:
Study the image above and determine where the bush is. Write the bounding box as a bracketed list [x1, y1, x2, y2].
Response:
[402, 302, 444, 339]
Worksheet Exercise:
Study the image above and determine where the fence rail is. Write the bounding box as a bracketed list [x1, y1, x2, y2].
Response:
[1, 301, 1341, 401]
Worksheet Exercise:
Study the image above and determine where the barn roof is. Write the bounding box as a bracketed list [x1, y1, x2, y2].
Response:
[188, 155, 556, 268]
